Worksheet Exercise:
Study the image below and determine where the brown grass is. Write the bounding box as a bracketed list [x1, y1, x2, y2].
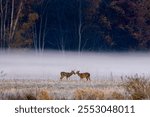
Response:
[74, 88, 104, 100]
[1, 77, 150, 100]
[122, 75, 150, 100]
[6, 91, 37, 100]
[37, 90, 53, 100]
[3, 89, 53, 100]
[24, 93, 37, 100]
[73, 88, 125, 100]
[111, 91, 125, 100]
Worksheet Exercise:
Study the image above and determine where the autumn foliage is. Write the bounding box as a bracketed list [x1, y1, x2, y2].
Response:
[0, 0, 150, 50]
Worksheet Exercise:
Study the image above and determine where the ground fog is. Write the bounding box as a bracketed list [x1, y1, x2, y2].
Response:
[0, 51, 150, 80]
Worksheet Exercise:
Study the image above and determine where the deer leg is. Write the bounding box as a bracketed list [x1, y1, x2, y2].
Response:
[89, 77, 91, 81]
[60, 76, 64, 80]
[87, 77, 90, 81]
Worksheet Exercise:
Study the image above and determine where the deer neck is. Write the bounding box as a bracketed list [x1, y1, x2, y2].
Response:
[69, 73, 73, 76]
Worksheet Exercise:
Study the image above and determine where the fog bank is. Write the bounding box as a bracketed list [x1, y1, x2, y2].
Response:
[0, 51, 150, 79]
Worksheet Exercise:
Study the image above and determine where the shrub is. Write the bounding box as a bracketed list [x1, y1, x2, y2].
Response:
[122, 75, 150, 100]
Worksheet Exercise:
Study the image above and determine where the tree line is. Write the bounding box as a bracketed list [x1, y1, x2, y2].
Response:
[0, 0, 150, 52]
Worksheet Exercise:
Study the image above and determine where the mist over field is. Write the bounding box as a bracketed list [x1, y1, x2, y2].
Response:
[0, 50, 150, 80]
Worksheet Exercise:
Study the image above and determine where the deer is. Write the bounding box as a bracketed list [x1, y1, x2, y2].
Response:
[60, 70, 75, 80]
[76, 71, 91, 81]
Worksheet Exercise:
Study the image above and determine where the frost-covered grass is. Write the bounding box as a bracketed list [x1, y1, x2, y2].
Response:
[0, 79, 123, 100]
[1, 76, 150, 100]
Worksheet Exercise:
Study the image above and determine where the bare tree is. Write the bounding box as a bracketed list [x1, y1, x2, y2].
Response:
[9, 0, 23, 47]
[0, 0, 42, 50]
[0, 0, 24, 49]
[78, 0, 82, 53]
[0, 0, 3, 49]
[0, 0, 9, 50]
[56, 1, 65, 54]
[33, 0, 49, 53]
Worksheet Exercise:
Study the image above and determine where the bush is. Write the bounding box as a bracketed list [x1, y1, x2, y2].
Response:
[122, 75, 150, 100]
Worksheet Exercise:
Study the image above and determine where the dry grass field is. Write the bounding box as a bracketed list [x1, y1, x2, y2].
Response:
[0, 75, 149, 100]
[0, 79, 122, 100]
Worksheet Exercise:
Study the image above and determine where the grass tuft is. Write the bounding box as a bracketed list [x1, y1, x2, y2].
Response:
[37, 90, 53, 100]
[24, 93, 37, 100]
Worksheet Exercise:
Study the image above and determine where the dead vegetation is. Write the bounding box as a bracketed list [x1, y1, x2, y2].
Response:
[73, 75, 150, 100]
[122, 75, 150, 100]
[0, 89, 54, 100]
[111, 91, 125, 100]
[73, 88, 125, 100]
[74, 88, 104, 100]
[37, 90, 53, 100]
[0, 75, 150, 100]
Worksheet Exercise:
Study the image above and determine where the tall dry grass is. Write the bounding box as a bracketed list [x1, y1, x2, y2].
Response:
[111, 91, 125, 100]
[37, 90, 53, 100]
[0, 76, 150, 100]
[2, 89, 53, 100]
[74, 88, 104, 100]
[73, 88, 125, 100]
[122, 75, 150, 100]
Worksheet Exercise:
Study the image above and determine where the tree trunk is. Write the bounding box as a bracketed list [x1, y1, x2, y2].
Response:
[9, 0, 14, 45]
[78, 0, 82, 53]
[0, 0, 3, 49]
[10, 1, 23, 44]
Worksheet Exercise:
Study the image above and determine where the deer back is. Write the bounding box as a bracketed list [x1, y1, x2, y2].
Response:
[60, 71, 74, 77]
[77, 72, 90, 78]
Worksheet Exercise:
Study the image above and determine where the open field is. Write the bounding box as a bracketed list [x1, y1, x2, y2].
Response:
[0, 79, 124, 100]
[0, 76, 150, 100]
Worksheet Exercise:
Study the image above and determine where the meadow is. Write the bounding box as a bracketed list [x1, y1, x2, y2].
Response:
[0, 78, 122, 100]
[0, 75, 150, 100]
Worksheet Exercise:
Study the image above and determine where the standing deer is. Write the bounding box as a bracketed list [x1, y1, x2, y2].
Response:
[76, 71, 91, 81]
[60, 70, 75, 80]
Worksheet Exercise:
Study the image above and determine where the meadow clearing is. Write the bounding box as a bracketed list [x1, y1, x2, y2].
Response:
[0, 74, 150, 100]
[0, 78, 124, 100]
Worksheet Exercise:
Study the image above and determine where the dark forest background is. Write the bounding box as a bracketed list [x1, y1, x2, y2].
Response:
[0, 0, 150, 52]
